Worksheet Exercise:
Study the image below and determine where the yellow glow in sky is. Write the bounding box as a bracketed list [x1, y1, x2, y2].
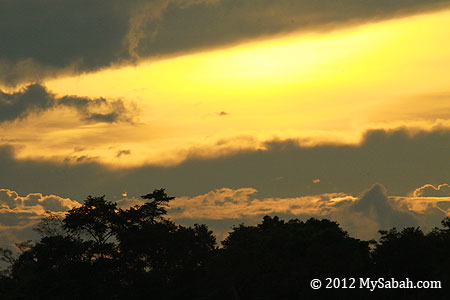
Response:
[7, 9, 450, 166]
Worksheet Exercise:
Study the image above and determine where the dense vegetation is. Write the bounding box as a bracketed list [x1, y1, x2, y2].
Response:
[1, 189, 449, 299]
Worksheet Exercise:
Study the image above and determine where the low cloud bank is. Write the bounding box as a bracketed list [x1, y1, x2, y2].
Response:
[127, 183, 450, 240]
[0, 189, 80, 250]
[1, 183, 449, 249]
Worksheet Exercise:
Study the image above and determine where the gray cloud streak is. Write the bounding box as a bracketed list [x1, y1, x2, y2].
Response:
[0, 84, 135, 123]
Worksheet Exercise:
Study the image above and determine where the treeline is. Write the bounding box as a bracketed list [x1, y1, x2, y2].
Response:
[0, 189, 449, 299]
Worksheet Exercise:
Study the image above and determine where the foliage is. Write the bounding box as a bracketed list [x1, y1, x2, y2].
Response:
[1, 192, 449, 299]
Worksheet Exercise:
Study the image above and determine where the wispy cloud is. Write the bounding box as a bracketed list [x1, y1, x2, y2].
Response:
[413, 183, 450, 197]
[116, 149, 132, 158]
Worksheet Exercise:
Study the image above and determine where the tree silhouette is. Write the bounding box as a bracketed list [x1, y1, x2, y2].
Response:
[64, 195, 119, 244]
[371, 217, 450, 299]
[1, 193, 449, 300]
[0, 189, 216, 300]
[205, 216, 372, 300]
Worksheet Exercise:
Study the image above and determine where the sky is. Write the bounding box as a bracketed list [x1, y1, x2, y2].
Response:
[1, 0, 450, 248]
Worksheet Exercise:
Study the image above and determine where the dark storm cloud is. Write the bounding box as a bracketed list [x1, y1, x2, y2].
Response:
[0, 84, 53, 122]
[1, 127, 450, 202]
[141, 0, 450, 57]
[1, 0, 449, 85]
[0, 0, 131, 85]
[0, 84, 134, 123]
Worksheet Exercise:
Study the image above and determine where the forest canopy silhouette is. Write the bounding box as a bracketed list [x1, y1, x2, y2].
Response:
[1, 189, 449, 299]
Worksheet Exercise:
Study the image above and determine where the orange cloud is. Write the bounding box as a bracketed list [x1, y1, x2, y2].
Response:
[169, 187, 356, 220]
[2, 184, 450, 250]
[168, 184, 450, 239]
[0, 189, 80, 214]
[413, 183, 450, 197]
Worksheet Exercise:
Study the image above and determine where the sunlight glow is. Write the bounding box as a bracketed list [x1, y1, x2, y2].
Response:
[7, 8, 448, 166]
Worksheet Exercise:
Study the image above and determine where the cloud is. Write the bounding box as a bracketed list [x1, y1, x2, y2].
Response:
[116, 150, 132, 158]
[0, 189, 80, 215]
[1, 0, 449, 84]
[1, 183, 450, 252]
[393, 183, 450, 228]
[332, 184, 420, 239]
[0, 0, 131, 85]
[346, 184, 417, 229]
[116, 196, 145, 209]
[0, 188, 80, 250]
[413, 183, 450, 197]
[169, 187, 355, 220]
[3, 127, 450, 203]
[169, 184, 449, 240]
[0, 84, 135, 123]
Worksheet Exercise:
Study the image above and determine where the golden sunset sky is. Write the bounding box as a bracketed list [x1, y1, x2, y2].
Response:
[2, 8, 449, 166]
[1, 0, 450, 244]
